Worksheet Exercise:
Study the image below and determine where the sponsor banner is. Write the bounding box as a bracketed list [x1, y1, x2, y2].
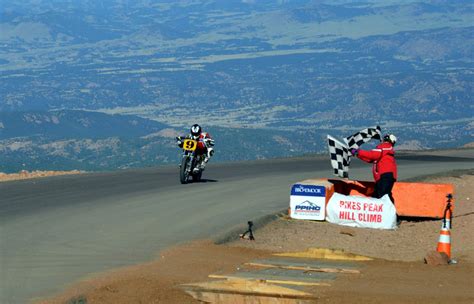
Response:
[326, 193, 397, 230]
[290, 184, 326, 221]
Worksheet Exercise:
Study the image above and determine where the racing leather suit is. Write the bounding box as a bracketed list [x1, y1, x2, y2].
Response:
[177, 132, 214, 165]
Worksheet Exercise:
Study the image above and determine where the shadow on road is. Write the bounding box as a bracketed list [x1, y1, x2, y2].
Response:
[199, 179, 219, 183]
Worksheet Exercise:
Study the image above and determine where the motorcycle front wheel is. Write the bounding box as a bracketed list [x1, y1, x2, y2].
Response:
[180, 156, 190, 184]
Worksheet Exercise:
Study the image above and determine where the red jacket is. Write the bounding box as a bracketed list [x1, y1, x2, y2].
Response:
[195, 132, 212, 154]
[357, 142, 397, 182]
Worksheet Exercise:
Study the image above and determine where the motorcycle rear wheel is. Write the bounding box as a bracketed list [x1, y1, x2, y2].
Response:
[192, 170, 202, 182]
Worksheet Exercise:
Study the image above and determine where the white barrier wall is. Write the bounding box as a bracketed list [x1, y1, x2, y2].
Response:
[326, 193, 397, 230]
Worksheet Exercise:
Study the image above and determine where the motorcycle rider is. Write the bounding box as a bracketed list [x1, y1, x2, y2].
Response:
[176, 124, 214, 171]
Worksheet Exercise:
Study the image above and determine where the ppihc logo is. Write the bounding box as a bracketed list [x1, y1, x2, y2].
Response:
[291, 184, 325, 197]
[294, 200, 321, 213]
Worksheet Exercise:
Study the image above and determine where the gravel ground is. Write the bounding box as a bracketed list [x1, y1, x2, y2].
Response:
[0, 170, 83, 182]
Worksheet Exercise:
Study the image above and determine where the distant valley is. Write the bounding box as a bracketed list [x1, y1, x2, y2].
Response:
[0, 0, 472, 172]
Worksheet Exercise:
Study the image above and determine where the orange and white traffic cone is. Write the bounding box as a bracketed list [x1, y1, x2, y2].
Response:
[436, 222, 451, 259]
[436, 195, 456, 263]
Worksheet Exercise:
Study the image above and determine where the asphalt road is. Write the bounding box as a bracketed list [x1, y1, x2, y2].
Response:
[1, 151, 473, 303]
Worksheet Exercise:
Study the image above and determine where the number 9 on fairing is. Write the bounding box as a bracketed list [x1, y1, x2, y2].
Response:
[182, 139, 197, 151]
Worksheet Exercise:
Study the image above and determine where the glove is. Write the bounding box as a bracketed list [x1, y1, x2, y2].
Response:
[350, 149, 358, 156]
[176, 136, 183, 147]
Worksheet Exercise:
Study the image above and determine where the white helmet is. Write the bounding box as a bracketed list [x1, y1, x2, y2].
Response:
[190, 124, 202, 137]
[383, 134, 397, 145]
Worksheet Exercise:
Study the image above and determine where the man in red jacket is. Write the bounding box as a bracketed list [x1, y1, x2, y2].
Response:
[351, 134, 398, 202]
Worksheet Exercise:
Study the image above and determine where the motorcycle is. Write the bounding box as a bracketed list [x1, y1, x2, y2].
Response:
[178, 138, 204, 184]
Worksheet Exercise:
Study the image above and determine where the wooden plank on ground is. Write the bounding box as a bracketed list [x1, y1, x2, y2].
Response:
[274, 248, 373, 261]
[182, 279, 313, 297]
[209, 274, 331, 287]
[245, 262, 360, 274]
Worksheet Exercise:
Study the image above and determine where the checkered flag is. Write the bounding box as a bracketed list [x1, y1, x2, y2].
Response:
[328, 126, 382, 178]
[327, 135, 350, 178]
[343, 126, 381, 149]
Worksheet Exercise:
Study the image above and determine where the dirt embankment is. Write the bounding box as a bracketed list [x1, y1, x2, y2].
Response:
[38, 172, 474, 304]
[0, 170, 83, 183]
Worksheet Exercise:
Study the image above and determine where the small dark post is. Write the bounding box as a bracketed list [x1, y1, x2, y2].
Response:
[443, 193, 453, 229]
[240, 221, 255, 240]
